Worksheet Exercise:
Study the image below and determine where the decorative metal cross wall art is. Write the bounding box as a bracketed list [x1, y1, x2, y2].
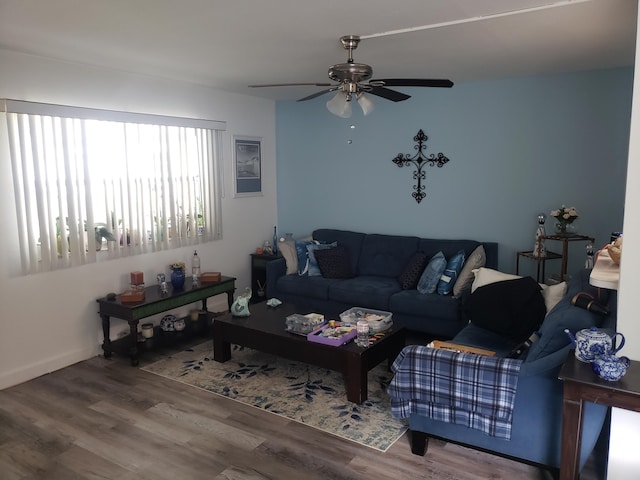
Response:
[391, 129, 450, 204]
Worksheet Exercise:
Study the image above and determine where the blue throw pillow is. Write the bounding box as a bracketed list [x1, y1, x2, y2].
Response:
[295, 240, 316, 275]
[417, 251, 447, 294]
[306, 242, 338, 276]
[437, 250, 466, 295]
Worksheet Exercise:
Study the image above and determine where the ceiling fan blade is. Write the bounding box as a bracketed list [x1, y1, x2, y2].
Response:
[297, 88, 339, 102]
[368, 87, 411, 102]
[249, 82, 332, 88]
[372, 78, 454, 88]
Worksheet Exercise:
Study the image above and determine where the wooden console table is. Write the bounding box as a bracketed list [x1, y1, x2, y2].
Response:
[97, 276, 236, 365]
[558, 353, 640, 479]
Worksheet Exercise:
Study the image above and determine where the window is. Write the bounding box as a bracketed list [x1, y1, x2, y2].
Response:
[2, 99, 226, 274]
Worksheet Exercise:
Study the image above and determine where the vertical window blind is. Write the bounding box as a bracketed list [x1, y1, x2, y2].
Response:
[2, 99, 226, 275]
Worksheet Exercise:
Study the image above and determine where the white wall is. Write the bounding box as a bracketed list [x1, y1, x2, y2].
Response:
[607, 6, 640, 478]
[0, 49, 278, 389]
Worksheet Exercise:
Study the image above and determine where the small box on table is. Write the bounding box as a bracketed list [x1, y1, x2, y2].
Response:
[120, 290, 145, 303]
[201, 272, 221, 283]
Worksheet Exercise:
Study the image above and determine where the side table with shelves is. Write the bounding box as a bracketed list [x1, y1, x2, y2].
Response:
[250, 253, 282, 303]
[97, 275, 236, 365]
[516, 234, 594, 283]
[516, 250, 563, 283]
[559, 353, 640, 480]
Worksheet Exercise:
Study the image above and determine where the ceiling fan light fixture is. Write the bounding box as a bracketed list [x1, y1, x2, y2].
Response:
[357, 92, 375, 116]
[326, 91, 352, 118]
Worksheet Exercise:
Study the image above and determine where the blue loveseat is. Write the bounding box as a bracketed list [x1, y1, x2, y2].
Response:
[389, 268, 615, 473]
[266, 229, 498, 338]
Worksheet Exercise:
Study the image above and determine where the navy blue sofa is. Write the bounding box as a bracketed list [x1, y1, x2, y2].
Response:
[394, 268, 614, 473]
[266, 228, 498, 338]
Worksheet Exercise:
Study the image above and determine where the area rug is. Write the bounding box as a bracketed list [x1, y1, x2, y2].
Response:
[141, 341, 407, 452]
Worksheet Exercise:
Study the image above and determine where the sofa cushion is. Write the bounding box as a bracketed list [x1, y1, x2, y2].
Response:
[417, 239, 481, 261]
[327, 275, 400, 310]
[417, 251, 447, 294]
[357, 234, 420, 277]
[306, 242, 337, 276]
[315, 245, 354, 279]
[452, 324, 518, 358]
[313, 229, 365, 275]
[437, 250, 466, 296]
[276, 274, 337, 300]
[466, 277, 546, 343]
[390, 289, 461, 322]
[452, 245, 486, 298]
[397, 252, 429, 290]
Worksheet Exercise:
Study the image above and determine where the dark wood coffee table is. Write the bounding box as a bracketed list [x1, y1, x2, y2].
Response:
[213, 302, 406, 404]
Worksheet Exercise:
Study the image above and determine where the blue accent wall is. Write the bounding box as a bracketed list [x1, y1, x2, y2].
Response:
[275, 68, 632, 276]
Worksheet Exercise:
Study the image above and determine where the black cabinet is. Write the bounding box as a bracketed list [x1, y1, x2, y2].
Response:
[250, 253, 282, 303]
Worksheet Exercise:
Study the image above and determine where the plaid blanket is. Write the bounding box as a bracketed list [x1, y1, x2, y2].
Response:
[388, 345, 522, 439]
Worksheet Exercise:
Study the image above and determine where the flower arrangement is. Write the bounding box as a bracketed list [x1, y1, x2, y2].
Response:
[550, 205, 578, 234]
[170, 261, 186, 272]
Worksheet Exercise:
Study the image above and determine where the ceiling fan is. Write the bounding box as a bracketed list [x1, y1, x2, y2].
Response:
[249, 35, 453, 117]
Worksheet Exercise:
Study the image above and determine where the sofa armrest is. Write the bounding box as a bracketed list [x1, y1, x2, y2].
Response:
[519, 345, 572, 378]
[266, 257, 287, 298]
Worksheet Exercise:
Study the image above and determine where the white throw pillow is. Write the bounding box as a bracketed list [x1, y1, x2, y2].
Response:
[540, 281, 568, 313]
[278, 240, 298, 275]
[471, 267, 522, 293]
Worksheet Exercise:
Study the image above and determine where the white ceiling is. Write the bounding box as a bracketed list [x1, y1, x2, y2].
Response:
[0, 0, 636, 102]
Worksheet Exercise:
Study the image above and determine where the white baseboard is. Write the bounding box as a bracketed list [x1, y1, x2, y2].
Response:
[0, 345, 98, 390]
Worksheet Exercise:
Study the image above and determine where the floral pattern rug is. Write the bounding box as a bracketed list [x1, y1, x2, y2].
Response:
[141, 341, 407, 452]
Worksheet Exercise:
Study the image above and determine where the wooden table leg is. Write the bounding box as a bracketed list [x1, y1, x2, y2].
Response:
[226, 289, 235, 311]
[345, 352, 367, 404]
[128, 321, 139, 366]
[560, 384, 584, 480]
[212, 320, 231, 362]
[560, 239, 570, 281]
[101, 314, 112, 359]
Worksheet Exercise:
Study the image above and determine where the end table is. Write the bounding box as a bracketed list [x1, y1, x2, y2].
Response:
[250, 253, 281, 303]
[558, 352, 640, 479]
[516, 234, 594, 283]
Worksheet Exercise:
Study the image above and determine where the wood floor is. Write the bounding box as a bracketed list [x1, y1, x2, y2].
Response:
[0, 342, 605, 480]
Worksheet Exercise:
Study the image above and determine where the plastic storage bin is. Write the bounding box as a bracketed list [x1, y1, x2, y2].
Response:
[285, 313, 325, 335]
[339, 307, 393, 333]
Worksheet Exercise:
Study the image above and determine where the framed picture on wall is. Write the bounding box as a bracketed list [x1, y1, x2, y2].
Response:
[233, 135, 262, 197]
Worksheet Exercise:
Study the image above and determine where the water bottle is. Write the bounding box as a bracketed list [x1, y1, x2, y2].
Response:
[192, 250, 200, 283]
[272, 226, 278, 255]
